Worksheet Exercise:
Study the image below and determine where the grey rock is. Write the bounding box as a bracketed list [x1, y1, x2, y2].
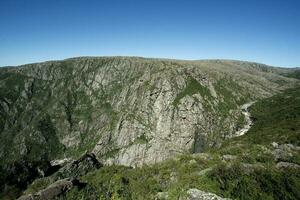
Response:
[221, 155, 237, 162]
[241, 163, 265, 174]
[272, 143, 298, 162]
[189, 159, 198, 164]
[17, 194, 34, 200]
[170, 171, 178, 182]
[36, 178, 73, 199]
[192, 153, 212, 160]
[185, 188, 230, 200]
[156, 192, 169, 200]
[54, 153, 102, 179]
[279, 143, 300, 151]
[18, 178, 75, 200]
[276, 162, 300, 170]
[197, 167, 213, 176]
[50, 158, 73, 166]
[271, 142, 279, 148]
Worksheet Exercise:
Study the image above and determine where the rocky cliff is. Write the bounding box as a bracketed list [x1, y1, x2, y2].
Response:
[0, 57, 297, 169]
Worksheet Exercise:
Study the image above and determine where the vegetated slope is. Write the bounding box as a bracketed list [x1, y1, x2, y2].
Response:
[0, 57, 296, 165]
[278, 67, 300, 80]
[0, 57, 298, 198]
[23, 85, 300, 200]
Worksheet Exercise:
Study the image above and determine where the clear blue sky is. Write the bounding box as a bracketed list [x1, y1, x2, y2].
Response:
[0, 0, 299, 67]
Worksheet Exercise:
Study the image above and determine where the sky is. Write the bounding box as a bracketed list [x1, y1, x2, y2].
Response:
[0, 0, 299, 67]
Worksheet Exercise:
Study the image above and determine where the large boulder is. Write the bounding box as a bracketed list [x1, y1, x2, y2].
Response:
[18, 178, 82, 200]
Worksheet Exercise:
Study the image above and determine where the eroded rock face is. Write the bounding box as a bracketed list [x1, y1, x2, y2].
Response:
[0, 57, 297, 169]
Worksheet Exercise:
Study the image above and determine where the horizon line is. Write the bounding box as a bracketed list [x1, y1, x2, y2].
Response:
[1, 55, 299, 69]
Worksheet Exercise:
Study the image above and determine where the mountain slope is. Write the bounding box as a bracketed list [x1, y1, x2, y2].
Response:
[0, 57, 299, 198]
[0, 57, 297, 166]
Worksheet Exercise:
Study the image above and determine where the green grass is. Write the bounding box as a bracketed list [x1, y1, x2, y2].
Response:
[209, 162, 300, 200]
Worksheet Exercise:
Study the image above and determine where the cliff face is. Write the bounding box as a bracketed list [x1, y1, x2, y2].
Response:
[0, 57, 297, 167]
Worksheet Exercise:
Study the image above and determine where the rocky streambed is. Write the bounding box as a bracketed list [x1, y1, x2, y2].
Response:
[233, 102, 255, 137]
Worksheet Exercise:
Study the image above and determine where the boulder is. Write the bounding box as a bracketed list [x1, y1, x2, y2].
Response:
[241, 163, 265, 174]
[17, 194, 34, 200]
[271, 142, 279, 148]
[276, 162, 300, 170]
[36, 178, 73, 199]
[54, 153, 102, 179]
[221, 155, 237, 162]
[272, 144, 298, 162]
[155, 192, 169, 200]
[197, 167, 213, 176]
[185, 189, 230, 200]
[191, 153, 212, 160]
[18, 178, 86, 200]
[18, 178, 77, 200]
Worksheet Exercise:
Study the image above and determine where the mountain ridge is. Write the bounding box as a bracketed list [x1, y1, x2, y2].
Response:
[1, 56, 298, 69]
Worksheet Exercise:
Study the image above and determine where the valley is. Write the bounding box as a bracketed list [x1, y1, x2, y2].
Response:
[0, 57, 299, 199]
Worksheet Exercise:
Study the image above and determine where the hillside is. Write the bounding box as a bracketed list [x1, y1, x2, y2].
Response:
[0, 57, 299, 199]
[20, 85, 300, 200]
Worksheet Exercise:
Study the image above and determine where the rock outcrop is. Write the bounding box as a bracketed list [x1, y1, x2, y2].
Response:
[18, 178, 81, 200]
[18, 153, 101, 199]
[272, 143, 300, 162]
[276, 162, 300, 170]
[54, 153, 102, 179]
[185, 189, 230, 200]
[155, 189, 230, 200]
